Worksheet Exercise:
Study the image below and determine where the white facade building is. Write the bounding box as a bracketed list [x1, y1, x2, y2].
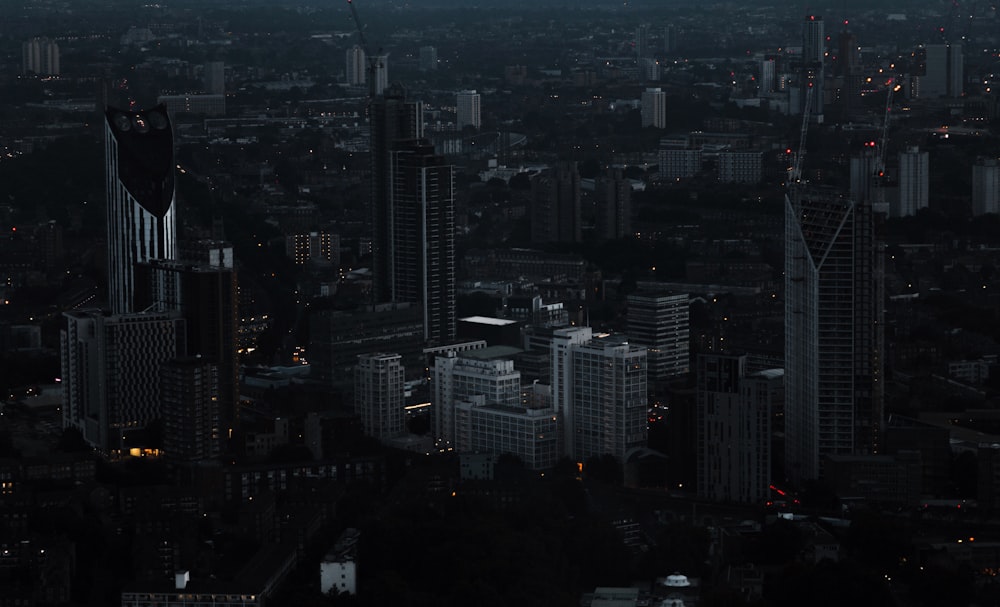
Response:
[896, 146, 928, 218]
[626, 292, 689, 381]
[433, 349, 521, 447]
[658, 148, 702, 181]
[355, 353, 405, 441]
[641, 87, 667, 128]
[456, 90, 481, 130]
[346, 45, 366, 86]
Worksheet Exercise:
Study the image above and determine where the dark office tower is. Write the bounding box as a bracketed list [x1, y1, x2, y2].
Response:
[663, 24, 676, 54]
[799, 15, 825, 123]
[370, 84, 424, 303]
[635, 24, 649, 63]
[134, 259, 239, 439]
[784, 188, 883, 484]
[835, 29, 863, 118]
[530, 162, 582, 244]
[160, 357, 220, 462]
[389, 140, 456, 345]
[595, 168, 632, 240]
[105, 105, 176, 315]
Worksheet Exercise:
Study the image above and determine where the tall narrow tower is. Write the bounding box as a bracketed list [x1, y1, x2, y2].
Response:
[784, 187, 883, 483]
[799, 15, 825, 123]
[370, 84, 423, 303]
[104, 105, 176, 314]
[389, 140, 456, 345]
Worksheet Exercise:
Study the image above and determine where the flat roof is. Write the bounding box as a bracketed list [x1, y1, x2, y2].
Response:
[459, 316, 519, 326]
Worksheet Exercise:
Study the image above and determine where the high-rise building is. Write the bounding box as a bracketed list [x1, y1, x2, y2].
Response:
[635, 25, 649, 63]
[834, 30, 862, 117]
[203, 61, 225, 95]
[799, 15, 825, 123]
[663, 25, 677, 54]
[374, 55, 389, 96]
[641, 87, 667, 128]
[566, 334, 647, 462]
[61, 310, 186, 452]
[346, 45, 366, 86]
[104, 105, 177, 315]
[22, 37, 59, 75]
[626, 291, 689, 382]
[134, 259, 239, 441]
[355, 353, 406, 441]
[285, 231, 340, 267]
[370, 84, 423, 303]
[456, 90, 481, 131]
[921, 43, 963, 98]
[160, 356, 220, 462]
[530, 162, 582, 244]
[595, 168, 632, 240]
[759, 56, 777, 95]
[784, 188, 883, 483]
[419, 46, 438, 71]
[696, 354, 779, 503]
[896, 146, 929, 218]
[389, 140, 456, 345]
[972, 158, 1000, 216]
[461, 403, 560, 470]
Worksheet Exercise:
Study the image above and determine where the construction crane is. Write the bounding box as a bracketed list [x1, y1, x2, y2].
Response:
[347, 0, 382, 100]
[788, 84, 814, 200]
[873, 78, 901, 214]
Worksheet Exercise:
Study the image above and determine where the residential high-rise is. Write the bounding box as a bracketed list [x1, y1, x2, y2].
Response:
[626, 291, 689, 381]
[799, 15, 825, 123]
[784, 188, 883, 483]
[456, 90, 481, 131]
[370, 84, 423, 303]
[355, 353, 406, 441]
[697, 353, 779, 503]
[61, 310, 186, 452]
[567, 334, 647, 463]
[160, 356, 220, 462]
[346, 45, 366, 86]
[419, 46, 438, 71]
[972, 158, 1000, 216]
[896, 146, 929, 218]
[104, 105, 177, 315]
[374, 55, 389, 96]
[595, 168, 631, 240]
[641, 87, 667, 128]
[21, 37, 59, 75]
[134, 258, 239, 442]
[389, 140, 456, 344]
[834, 29, 862, 117]
[530, 162, 582, 244]
[635, 25, 649, 63]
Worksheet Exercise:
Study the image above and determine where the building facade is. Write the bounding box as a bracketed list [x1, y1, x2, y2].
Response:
[972, 158, 1000, 216]
[595, 168, 632, 240]
[22, 37, 59, 75]
[160, 357, 220, 462]
[896, 146, 929, 218]
[784, 189, 883, 483]
[433, 349, 521, 448]
[355, 353, 406, 441]
[626, 291, 689, 381]
[641, 87, 667, 128]
[456, 90, 481, 130]
[104, 105, 177, 315]
[530, 162, 582, 244]
[346, 45, 366, 86]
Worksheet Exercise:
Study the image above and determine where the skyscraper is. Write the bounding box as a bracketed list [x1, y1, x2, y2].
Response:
[355, 353, 406, 441]
[896, 146, 929, 218]
[784, 188, 883, 483]
[374, 55, 389, 96]
[921, 43, 963, 98]
[799, 15, 825, 123]
[370, 84, 423, 303]
[346, 45, 366, 86]
[203, 61, 225, 95]
[104, 105, 176, 315]
[530, 162, 582, 244]
[389, 140, 456, 345]
[456, 90, 481, 131]
[641, 87, 667, 128]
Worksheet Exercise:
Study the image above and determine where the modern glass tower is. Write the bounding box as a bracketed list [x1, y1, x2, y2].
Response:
[104, 105, 176, 314]
[784, 188, 883, 483]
